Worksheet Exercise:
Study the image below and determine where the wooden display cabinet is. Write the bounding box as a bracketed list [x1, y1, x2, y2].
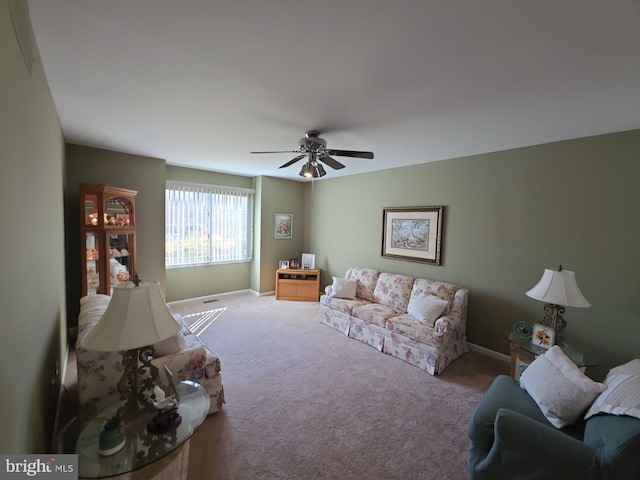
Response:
[275, 268, 321, 302]
[79, 184, 137, 296]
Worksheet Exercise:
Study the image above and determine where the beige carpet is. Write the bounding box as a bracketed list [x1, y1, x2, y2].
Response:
[169, 293, 508, 480]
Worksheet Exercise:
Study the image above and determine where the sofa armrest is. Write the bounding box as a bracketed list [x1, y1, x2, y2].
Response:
[435, 288, 468, 333]
[152, 344, 210, 384]
[472, 408, 599, 480]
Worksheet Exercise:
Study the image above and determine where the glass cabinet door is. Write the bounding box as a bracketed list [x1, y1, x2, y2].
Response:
[85, 232, 101, 295]
[83, 195, 99, 226]
[107, 232, 135, 293]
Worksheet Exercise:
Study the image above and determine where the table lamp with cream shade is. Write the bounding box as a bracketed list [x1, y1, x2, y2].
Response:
[525, 265, 591, 345]
[79, 275, 181, 419]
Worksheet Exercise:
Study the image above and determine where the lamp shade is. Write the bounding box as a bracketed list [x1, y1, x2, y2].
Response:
[80, 281, 180, 351]
[525, 268, 591, 308]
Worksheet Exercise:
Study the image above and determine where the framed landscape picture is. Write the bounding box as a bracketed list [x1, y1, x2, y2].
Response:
[275, 213, 293, 239]
[381, 206, 445, 265]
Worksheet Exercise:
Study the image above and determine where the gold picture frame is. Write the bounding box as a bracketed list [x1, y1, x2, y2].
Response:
[381, 206, 445, 265]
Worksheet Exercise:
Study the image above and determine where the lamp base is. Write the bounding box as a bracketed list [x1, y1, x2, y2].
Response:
[117, 346, 158, 419]
[540, 303, 567, 345]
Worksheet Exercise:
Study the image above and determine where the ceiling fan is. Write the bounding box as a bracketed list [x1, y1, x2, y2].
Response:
[251, 131, 374, 178]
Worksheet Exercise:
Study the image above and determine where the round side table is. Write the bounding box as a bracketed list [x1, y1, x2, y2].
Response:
[55, 380, 209, 479]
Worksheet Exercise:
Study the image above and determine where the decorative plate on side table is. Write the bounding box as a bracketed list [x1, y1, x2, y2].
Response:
[513, 322, 533, 339]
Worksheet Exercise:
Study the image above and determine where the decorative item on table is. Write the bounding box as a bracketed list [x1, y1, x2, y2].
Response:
[381, 206, 445, 265]
[513, 321, 533, 339]
[531, 323, 555, 349]
[301, 253, 316, 270]
[288, 258, 300, 269]
[110, 258, 129, 285]
[98, 414, 126, 456]
[146, 383, 181, 435]
[525, 265, 590, 345]
[279, 260, 289, 269]
[79, 274, 181, 420]
[274, 213, 293, 239]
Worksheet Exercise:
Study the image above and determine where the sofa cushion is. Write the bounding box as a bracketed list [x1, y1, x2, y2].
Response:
[330, 276, 357, 299]
[386, 314, 442, 348]
[348, 268, 380, 302]
[373, 272, 413, 312]
[467, 375, 554, 453]
[583, 413, 640, 478]
[409, 279, 458, 314]
[320, 295, 369, 315]
[520, 346, 605, 428]
[585, 359, 640, 421]
[352, 303, 403, 327]
[406, 293, 448, 326]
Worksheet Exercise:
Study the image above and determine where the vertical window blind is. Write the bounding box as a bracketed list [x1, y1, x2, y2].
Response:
[165, 182, 254, 267]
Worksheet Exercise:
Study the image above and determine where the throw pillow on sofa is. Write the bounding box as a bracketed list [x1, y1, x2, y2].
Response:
[520, 345, 605, 428]
[585, 359, 640, 420]
[330, 277, 357, 299]
[406, 293, 449, 326]
[153, 314, 188, 356]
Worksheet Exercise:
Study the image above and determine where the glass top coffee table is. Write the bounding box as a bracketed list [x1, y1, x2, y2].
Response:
[55, 380, 209, 479]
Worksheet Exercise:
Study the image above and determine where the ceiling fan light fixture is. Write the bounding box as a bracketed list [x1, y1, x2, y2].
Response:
[299, 162, 312, 178]
[252, 131, 373, 178]
[298, 161, 326, 179]
[313, 163, 326, 178]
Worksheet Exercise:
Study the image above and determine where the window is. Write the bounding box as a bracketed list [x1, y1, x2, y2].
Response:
[165, 182, 254, 267]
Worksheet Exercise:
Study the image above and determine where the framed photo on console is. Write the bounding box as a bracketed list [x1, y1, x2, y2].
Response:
[381, 206, 445, 265]
[531, 323, 555, 349]
[301, 253, 315, 270]
[289, 258, 300, 269]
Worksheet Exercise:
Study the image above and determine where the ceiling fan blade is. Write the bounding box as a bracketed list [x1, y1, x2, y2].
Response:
[278, 154, 307, 169]
[318, 155, 346, 170]
[251, 150, 301, 154]
[326, 149, 374, 159]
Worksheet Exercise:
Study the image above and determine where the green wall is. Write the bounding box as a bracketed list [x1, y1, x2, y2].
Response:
[306, 130, 640, 378]
[1, 0, 66, 453]
[65, 144, 169, 324]
[256, 176, 306, 293]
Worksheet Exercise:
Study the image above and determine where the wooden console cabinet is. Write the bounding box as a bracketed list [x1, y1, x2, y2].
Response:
[275, 268, 320, 302]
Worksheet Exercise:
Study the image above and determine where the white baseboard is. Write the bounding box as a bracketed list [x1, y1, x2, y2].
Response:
[253, 290, 275, 297]
[168, 289, 252, 305]
[468, 342, 510, 363]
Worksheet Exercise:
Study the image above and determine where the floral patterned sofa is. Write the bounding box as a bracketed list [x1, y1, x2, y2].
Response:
[76, 294, 224, 414]
[319, 267, 469, 375]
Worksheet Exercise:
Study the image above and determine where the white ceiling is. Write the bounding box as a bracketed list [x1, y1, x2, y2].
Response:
[27, 0, 640, 182]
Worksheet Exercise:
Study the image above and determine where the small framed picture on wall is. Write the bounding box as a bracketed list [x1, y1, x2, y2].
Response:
[275, 213, 293, 239]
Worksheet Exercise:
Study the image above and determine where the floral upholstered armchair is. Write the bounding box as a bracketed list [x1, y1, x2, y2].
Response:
[76, 294, 224, 415]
